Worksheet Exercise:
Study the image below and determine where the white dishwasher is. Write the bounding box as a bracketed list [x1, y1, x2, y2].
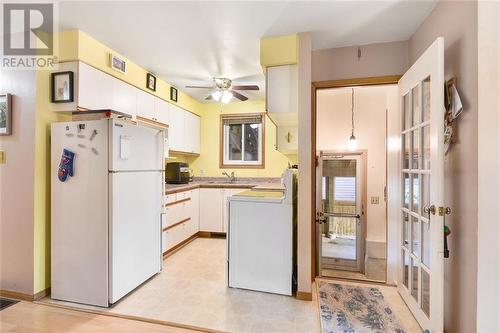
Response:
[227, 170, 296, 296]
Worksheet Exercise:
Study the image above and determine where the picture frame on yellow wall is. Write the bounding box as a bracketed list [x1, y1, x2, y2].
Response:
[146, 73, 156, 92]
[110, 53, 126, 73]
[170, 86, 178, 102]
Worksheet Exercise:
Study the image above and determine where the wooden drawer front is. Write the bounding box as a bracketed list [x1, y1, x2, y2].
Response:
[176, 190, 191, 201]
[164, 193, 176, 205]
[165, 199, 191, 228]
[163, 221, 189, 252]
[162, 230, 168, 253]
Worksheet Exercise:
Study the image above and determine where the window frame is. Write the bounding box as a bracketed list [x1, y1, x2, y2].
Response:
[219, 113, 266, 169]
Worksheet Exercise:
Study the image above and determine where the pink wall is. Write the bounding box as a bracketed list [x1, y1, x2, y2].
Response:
[0, 70, 36, 295]
[408, 1, 478, 332]
[312, 41, 408, 82]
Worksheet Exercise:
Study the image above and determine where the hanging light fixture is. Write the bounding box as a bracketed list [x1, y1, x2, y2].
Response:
[221, 90, 233, 104]
[211, 90, 223, 102]
[348, 88, 358, 150]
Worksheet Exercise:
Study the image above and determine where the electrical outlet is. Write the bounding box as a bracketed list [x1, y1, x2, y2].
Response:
[0, 150, 5, 164]
[371, 196, 380, 205]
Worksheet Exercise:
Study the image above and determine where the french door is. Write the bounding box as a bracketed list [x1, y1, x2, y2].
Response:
[317, 152, 365, 274]
[397, 38, 444, 332]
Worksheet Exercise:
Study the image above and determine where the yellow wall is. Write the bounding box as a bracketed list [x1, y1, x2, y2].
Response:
[189, 100, 295, 178]
[58, 30, 203, 116]
[260, 34, 298, 68]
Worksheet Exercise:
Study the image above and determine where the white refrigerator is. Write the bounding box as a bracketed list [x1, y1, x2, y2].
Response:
[51, 118, 164, 307]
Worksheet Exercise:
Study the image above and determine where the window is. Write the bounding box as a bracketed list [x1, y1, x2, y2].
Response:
[220, 113, 265, 168]
[334, 177, 356, 202]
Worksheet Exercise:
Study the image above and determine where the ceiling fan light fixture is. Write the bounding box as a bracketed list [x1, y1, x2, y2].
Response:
[221, 90, 233, 104]
[212, 90, 222, 102]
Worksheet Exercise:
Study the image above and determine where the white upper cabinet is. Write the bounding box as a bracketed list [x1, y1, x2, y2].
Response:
[154, 97, 170, 125]
[266, 64, 298, 126]
[78, 62, 114, 111]
[136, 89, 155, 120]
[168, 104, 185, 152]
[184, 111, 200, 154]
[111, 78, 137, 118]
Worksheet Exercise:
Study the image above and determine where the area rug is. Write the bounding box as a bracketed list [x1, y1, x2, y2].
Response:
[0, 298, 19, 311]
[317, 280, 406, 333]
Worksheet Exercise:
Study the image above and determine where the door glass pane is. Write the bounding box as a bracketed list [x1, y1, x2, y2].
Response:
[412, 85, 421, 126]
[322, 159, 357, 262]
[403, 212, 409, 249]
[403, 173, 410, 209]
[422, 125, 430, 169]
[421, 269, 430, 317]
[227, 124, 242, 160]
[423, 76, 431, 122]
[403, 93, 411, 130]
[412, 216, 420, 256]
[243, 123, 259, 161]
[403, 250, 409, 288]
[422, 220, 430, 267]
[411, 258, 419, 301]
[421, 174, 430, 217]
[403, 133, 410, 169]
[412, 129, 419, 169]
[412, 174, 420, 213]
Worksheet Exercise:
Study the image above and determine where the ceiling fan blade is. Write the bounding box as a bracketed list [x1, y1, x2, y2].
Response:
[205, 95, 213, 101]
[231, 85, 260, 91]
[185, 85, 214, 89]
[232, 91, 248, 101]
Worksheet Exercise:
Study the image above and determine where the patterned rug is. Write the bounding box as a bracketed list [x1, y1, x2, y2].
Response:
[317, 281, 406, 333]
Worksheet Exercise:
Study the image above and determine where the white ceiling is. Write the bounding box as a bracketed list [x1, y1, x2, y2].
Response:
[59, 1, 437, 103]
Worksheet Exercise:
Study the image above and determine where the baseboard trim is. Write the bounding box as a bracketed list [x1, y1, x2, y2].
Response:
[197, 231, 226, 238]
[34, 288, 51, 300]
[296, 291, 312, 301]
[0, 288, 49, 301]
[162, 233, 198, 258]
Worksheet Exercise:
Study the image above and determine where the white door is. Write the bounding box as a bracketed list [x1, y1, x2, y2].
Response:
[397, 37, 444, 332]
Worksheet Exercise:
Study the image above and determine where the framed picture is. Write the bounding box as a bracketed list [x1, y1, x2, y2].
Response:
[110, 53, 126, 73]
[170, 86, 178, 102]
[0, 93, 12, 136]
[51, 71, 74, 103]
[146, 73, 156, 91]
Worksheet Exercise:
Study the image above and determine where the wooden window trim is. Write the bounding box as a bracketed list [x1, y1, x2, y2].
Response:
[219, 113, 266, 169]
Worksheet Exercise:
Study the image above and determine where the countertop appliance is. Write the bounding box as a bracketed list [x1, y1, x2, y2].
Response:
[51, 119, 164, 307]
[227, 169, 297, 295]
[165, 162, 190, 184]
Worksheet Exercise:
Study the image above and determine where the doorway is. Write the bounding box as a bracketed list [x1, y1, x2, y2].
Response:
[314, 82, 400, 283]
[318, 153, 366, 275]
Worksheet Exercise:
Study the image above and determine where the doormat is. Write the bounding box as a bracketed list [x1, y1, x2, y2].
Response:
[0, 298, 19, 311]
[317, 281, 406, 333]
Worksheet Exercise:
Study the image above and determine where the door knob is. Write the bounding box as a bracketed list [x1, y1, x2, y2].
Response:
[424, 204, 436, 215]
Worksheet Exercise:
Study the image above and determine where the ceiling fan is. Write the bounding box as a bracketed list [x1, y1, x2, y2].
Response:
[186, 77, 259, 103]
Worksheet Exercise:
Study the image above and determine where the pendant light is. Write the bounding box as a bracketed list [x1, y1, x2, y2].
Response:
[348, 88, 358, 150]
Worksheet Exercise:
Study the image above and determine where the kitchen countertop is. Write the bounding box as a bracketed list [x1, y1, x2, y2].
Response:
[165, 177, 281, 195]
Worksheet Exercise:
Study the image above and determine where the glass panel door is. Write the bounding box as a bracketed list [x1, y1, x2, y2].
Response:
[320, 155, 363, 272]
[397, 37, 445, 332]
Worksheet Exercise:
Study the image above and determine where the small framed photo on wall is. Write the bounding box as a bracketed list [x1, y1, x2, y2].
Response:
[0, 93, 12, 136]
[170, 86, 178, 102]
[146, 73, 156, 91]
[51, 71, 74, 103]
[110, 53, 126, 73]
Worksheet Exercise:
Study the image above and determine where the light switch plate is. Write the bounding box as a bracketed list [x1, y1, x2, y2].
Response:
[0, 150, 5, 164]
[371, 196, 379, 205]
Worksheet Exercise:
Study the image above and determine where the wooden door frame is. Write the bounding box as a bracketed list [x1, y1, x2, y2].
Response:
[311, 75, 401, 279]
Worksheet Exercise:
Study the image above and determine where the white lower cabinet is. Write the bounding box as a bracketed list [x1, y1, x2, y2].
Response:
[199, 189, 224, 232]
[162, 187, 246, 254]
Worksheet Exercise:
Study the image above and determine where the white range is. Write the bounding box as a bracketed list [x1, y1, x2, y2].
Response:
[227, 169, 297, 296]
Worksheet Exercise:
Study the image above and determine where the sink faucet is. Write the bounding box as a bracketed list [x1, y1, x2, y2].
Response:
[222, 171, 236, 183]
